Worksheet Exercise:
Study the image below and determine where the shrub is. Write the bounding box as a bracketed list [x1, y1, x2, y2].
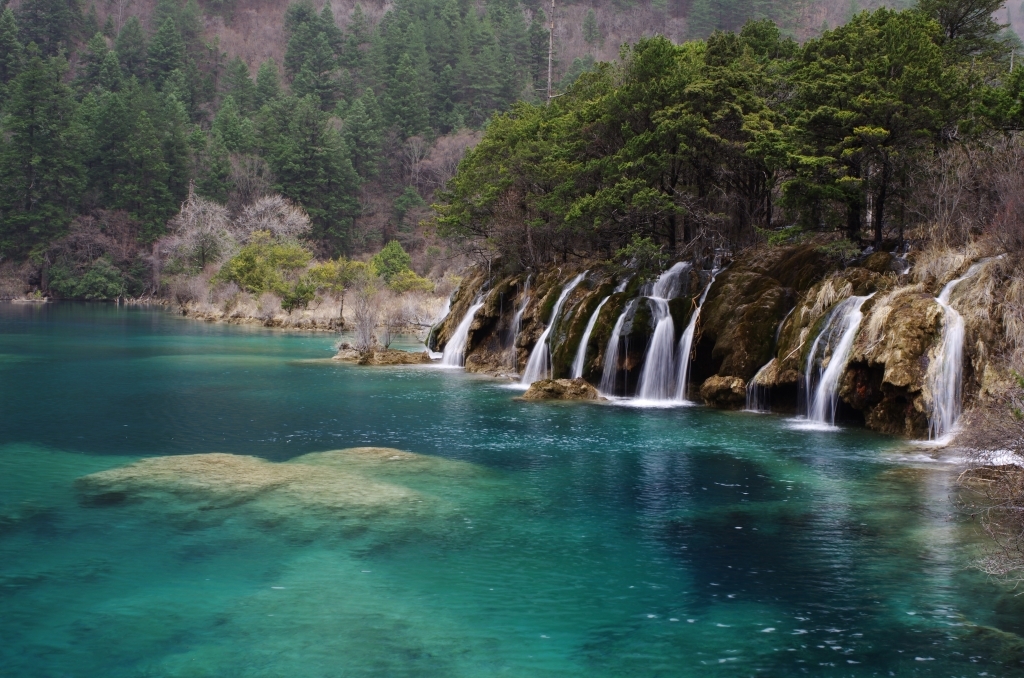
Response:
[387, 268, 434, 293]
[216, 231, 311, 295]
[49, 257, 127, 299]
[371, 240, 413, 282]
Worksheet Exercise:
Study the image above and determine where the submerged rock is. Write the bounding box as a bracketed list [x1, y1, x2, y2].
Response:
[699, 375, 747, 408]
[74, 448, 486, 536]
[518, 378, 604, 401]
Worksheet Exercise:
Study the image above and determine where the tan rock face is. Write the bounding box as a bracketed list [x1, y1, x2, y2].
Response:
[699, 376, 747, 408]
[519, 378, 604, 401]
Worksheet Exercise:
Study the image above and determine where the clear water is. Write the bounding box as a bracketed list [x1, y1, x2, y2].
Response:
[2, 303, 1023, 677]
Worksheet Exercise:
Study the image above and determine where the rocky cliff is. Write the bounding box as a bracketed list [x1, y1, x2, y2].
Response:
[432, 241, 1018, 439]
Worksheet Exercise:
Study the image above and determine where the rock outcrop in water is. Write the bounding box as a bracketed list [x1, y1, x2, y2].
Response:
[431, 241, 1015, 438]
[333, 346, 433, 365]
[519, 378, 604, 401]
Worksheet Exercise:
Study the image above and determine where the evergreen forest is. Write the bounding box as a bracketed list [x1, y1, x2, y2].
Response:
[0, 0, 1022, 296]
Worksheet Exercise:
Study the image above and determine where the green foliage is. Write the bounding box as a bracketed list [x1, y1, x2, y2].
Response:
[116, 17, 148, 81]
[257, 95, 361, 255]
[15, 0, 81, 56]
[0, 47, 84, 257]
[255, 59, 281, 106]
[815, 238, 861, 261]
[281, 277, 316, 311]
[216, 231, 312, 294]
[387, 268, 434, 292]
[393, 186, 425, 226]
[756, 224, 803, 246]
[371, 240, 413, 282]
[615, 235, 667, 274]
[212, 95, 254, 152]
[583, 9, 601, 46]
[148, 18, 186, 86]
[49, 256, 127, 299]
[223, 56, 257, 113]
[0, 8, 24, 87]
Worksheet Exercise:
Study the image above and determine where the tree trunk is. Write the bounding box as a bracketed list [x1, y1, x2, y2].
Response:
[874, 164, 889, 248]
[847, 201, 861, 242]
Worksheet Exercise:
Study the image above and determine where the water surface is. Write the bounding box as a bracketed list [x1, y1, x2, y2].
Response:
[2, 303, 1022, 676]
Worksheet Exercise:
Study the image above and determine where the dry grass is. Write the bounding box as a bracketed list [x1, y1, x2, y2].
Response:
[806, 277, 852, 323]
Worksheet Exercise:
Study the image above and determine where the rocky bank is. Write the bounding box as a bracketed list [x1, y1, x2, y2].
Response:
[430, 240, 1020, 438]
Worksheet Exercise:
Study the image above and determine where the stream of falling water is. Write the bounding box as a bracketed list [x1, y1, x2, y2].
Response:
[571, 296, 610, 379]
[926, 259, 994, 441]
[510, 275, 531, 372]
[441, 296, 485, 367]
[804, 294, 874, 426]
[673, 273, 718, 402]
[521, 272, 587, 385]
[635, 263, 691, 401]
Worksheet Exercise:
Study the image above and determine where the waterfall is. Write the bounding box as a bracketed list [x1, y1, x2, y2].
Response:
[440, 296, 485, 367]
[636, 263, 692, 401]
[599, 299, 636, 395]
[510, 275, 531, 372]
[926, 260, 991, 440]
[571, 296, 610, 379]
[745, 359, 774, 412]
[520, 272, 587, 385]
[804, 294, 873, 425]
[673, 272, 718, 402]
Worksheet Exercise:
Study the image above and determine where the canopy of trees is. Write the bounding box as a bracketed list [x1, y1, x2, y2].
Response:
[436, 1, 1023, 269]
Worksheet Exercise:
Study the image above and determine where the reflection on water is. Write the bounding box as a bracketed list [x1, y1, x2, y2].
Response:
[1, 302, 1023, 676]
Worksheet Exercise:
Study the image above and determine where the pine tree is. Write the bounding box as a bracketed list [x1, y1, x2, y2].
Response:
[582, 9, 600, 46]
[212, 95, 255, 152]
[340, 4, 369, 73]
[688, 0, 715, 39]
[116, 17, 148, 81]
[255, 58, 281, 107]
[79, 32, 108, 90]
[292, 31, 342, 110]
[385, 52, 430, 137]
[148, 18, 186, 86]
[178, 0, 203, 50]
[15, 0, 82, 56]
[98, 48, 123, 91]
[0, 8, 23, 87]
[0, 46, 84, 256]
[343, 89, 383, 179]
[223, 56, 257, 113]
[84, 4, 100, 36]
[319, 3, 344, 54]
[261, 95, 360, 255]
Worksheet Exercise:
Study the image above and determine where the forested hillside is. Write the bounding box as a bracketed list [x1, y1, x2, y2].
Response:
[436, 2, 1024, 270]
[0, 0, 1021, 300]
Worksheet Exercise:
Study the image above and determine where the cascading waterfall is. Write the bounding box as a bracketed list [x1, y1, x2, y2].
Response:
[804, 294, 874, 425]
[520, 272, 587, 385]
[571, 296, 610, 379]
[926, 260, 991, 440]
[745, 359, 774, 412]
[673, 272, 719, 402]
[440, 296, 485, 367]
[599, 299, 636, 395]
[636, 263, 692, 400]
[510, 275, 531, 372]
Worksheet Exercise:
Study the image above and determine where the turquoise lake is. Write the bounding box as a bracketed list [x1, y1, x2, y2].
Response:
[2, 302, 1023, 677]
